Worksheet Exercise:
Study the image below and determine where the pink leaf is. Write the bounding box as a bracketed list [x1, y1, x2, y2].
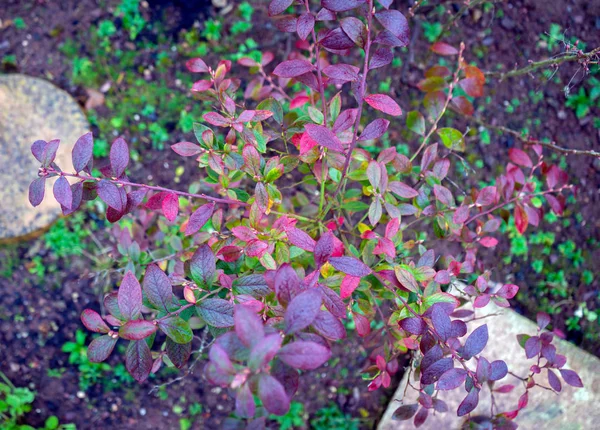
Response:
[430, 42, 459, 56]
[509, 148, 533, 168]
[273, 59, 315, 78]
[365, 94, 402, 116]
[358, 118, 390, 141]
[162, 193, 179, 222]
[305, 124, 344, 152]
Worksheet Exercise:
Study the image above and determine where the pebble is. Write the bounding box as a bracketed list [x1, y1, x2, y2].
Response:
[557, 110, 567, 120]
[140, 408, 147, 416]
[501, 17, 516, 30]
[77, 391, 86, 399]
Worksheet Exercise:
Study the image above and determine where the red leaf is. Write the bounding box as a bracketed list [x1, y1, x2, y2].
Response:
[365, 94, 402, 116]
[476, 186, 497, 206]
[479, 237, 498, 248]
[340, 275, 360, 299]
[433, 184, 454, 207]
[273, 59, 315, 78]
[53, 176, 73, 210]
[459, 77, 484, 98]
[171, 141, 202, 157]
[118, 271, 143, 321]
[509, 148, 533, 168]
[277, 341, 331, 370]
[110, 137, 129, 178]
[305, 124, 344, 152]
[353, 312, 371, 337]
[119, 319, 157, 340]
[430, 42, 459, 56]
[451, 96, 474, 116]
[191, 80, 212, 92]
[81, 309, 110, 333]
[496, 284, 519, 299]
[72, 132, 93, 173]
[161, 193, 179, 222]
[358, 118, 390, 141]
[514, 204, 529, 234]
[186, 58, 208, 73]
[203, 112, 229, 127]
[185, 203, 215, 236]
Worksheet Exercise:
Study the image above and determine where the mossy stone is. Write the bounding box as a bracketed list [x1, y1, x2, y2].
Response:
[0, 74, 89, 244]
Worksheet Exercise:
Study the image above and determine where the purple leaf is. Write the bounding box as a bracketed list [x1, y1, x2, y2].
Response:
[285, 288, 322, 334]
[525, 336, 541, 359]
[433, 184, 455, 207]
[258, 374, 290, 415]
[271, 360, 300, 397]
[165, 338, 191, 368]
[559, 369, 583, 387]
[72, 132, 94, 173]
[414, 407, 428, 427]
[196, 298, 234, 328]
[248, 333, 282, 371]
[323, 63, 360, 82]
[286, 227, 316, 252]
[388, 181, 418, 198]
[369, 47, 393, 70]
[235, 305, 265, 348]
[431, 305, 452, 341]
[97, 179, 125, 212]
[233, 274, 270, 299]
[268, 0, 293, 16]
[31, 139, 47, 163]
[400, 317, 427, 335]
[461, 325, 488, 359]
[536, 312, 551, 330]
[375, 10, 409, 46]
[143, 264, 173, 312]
[358, 118, 390, 141]
[53, 176, 72, 209]
[81, 309, 110, 333]
[61, 181, 83, 215]
[87, 335, 118, 363]
[392, 404, 418, 421]
[40, 139, 60, 167]
[340, 17, 367, 48]
[314, 231, 335, 266]
[278, 340, 331, 370]
[320, 27, 355, 50]
[119, 319, 158, 340]
[190, 244, 216, 286]
[457, 388, 479, 417]
[126, 339, 153, 383]
[236, 383, 256, 418]
[322, 0, 365, 12]
[437, 368, 467, 390]
[273, 59, 315, 78]
[28, 177, 46, 207]
[185, 203, 215, 236]
[110, 137, 129, 178]
[311, 310, 346, 341]
[332, 108, 358, 133]
[274, 264, 300, 305]
[296, 12, 315, 41]
[329, 256, 371, 277]
[118, 271, 142, 321]
[318, 285, 347, 319]
[421, 358, 453, 385]
[548, 369, 562, 392]
[305, 124, 344, 152]
[489, 360, 508, 381]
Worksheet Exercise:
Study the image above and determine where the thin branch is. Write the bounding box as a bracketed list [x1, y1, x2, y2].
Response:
[485, 46, 600, 81]
[466, 115, 600, 158]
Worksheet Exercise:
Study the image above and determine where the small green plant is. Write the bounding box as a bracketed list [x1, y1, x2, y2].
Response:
[44, 214, 90, 258]
[0, 372, 74, 430]
[422, 21, 442, 43]
[310, 403, 360, 430]
[270, 401, 305, 429]
[13, 17, 27, 30]
[565, 78, 600, 118]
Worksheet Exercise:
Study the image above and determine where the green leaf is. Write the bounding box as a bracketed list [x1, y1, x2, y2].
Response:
[257, 98, 283, 125]
[406, 111, 425, 136]
[253, 129, 267, 153]
[158, 316, 193, 344]
[421, 293, 460, 311]
[437, 127, 465, 151]
[308, 106, 325, 125]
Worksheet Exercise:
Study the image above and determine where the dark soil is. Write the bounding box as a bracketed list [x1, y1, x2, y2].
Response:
[0, 0, 599, 429]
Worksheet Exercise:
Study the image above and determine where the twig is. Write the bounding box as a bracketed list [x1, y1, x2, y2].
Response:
[485, 46, 600, 81]
[435, 0, 489, 42]
[466, 115, 600, 158]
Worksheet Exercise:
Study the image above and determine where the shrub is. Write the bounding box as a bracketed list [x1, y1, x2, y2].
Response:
[28, 1, 594, 428]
